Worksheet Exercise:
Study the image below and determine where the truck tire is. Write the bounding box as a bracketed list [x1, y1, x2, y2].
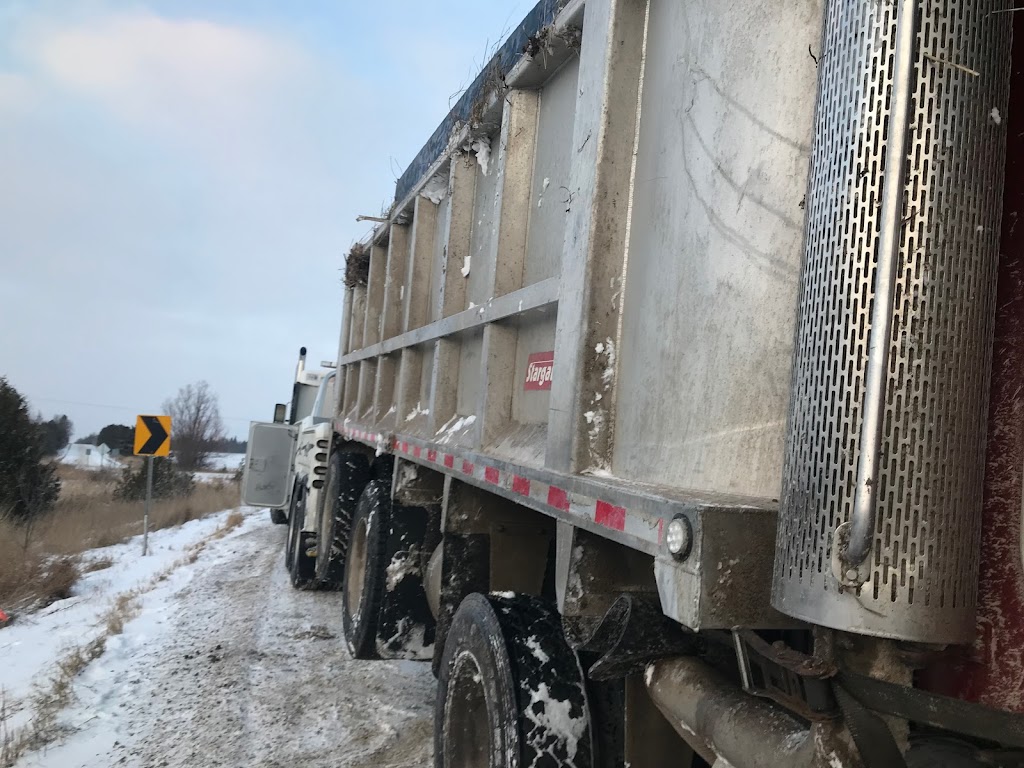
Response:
[284, 482, 301, 572]
[375, 501, 435, 660]
[342, 480, 390, 658]
[435, 593, 593, 768]
[314, 451, 372, 588]
[288, 483, 316, 590]
[270, 508, 287, 525]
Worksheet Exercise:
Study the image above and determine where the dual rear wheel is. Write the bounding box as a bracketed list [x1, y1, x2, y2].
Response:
[341, 479, 436, 660]
[283, 451, 372, 591]
[285, 483, 315, 589]
[435, 593, 593, 768]
[284, 452, 598, 767]
[314, 452, 372, 588]
[341, 479, 388, 657]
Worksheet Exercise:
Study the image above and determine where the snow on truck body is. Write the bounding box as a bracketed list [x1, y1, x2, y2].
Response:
[249, 0, 1024, 766]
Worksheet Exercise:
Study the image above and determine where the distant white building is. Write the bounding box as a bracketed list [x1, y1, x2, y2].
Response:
[60, 443, 122, 470]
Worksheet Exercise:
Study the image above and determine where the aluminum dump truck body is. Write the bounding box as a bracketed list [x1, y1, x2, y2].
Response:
[286, 0, 1024, 764]
[332, 0, 833, 637]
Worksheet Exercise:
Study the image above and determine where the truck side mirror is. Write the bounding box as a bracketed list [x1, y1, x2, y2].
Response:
[273, 403, 287, 424]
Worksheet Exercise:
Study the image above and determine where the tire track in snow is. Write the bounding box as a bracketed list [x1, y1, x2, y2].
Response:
[122, 522, 437, 767]
[18, 519, 436, 768]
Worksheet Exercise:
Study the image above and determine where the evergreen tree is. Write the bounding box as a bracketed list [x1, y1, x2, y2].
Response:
[0, 378, 60, 519]
[97, 424, 134, 454]
[37, 414, 73, 456]
[114, 458, 194, 501]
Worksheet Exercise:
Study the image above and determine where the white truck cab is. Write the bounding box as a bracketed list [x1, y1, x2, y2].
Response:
[241, 348, 336, 528]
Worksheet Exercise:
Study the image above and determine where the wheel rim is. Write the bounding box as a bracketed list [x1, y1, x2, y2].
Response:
[346, 517, 369, 617]
[444, 651, 492, 767]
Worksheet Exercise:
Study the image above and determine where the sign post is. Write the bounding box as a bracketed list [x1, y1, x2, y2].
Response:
[143, 456, 154, 555]
[134, 415, 171, 556]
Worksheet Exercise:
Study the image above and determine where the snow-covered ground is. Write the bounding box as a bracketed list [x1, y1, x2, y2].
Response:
[3, 508, 435, 767]
[204, 453, 246, 472]
[194, 452, 245, 484]
[58, 451, 122, 471]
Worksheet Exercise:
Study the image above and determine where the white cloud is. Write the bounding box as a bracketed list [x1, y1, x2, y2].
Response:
[31, 13, 310, 167]
[0, 71, 35, 111]
[0, 3, 539, 438]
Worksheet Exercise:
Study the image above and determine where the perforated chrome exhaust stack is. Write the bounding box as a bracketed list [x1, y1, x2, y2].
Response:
[772, 0, 1012, 643]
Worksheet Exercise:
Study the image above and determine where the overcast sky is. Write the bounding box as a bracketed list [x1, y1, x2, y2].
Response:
[0, 0, 535, 441]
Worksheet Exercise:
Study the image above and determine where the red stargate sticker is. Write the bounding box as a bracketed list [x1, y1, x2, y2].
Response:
[524, 351, 554, 391]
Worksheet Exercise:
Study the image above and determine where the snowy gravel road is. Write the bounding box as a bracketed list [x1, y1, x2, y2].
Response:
[11, 510, 436, 768]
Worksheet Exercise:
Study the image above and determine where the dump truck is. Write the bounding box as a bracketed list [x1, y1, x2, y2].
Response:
[242, 0, 1024, 765]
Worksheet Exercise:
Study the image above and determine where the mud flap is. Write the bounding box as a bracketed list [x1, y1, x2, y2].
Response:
[375, 502, 436, 660]
[431, 534, 490, 676]
[574, 594, 698, 680]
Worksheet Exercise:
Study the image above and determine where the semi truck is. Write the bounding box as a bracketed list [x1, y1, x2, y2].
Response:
[242, 0, 1024, 765]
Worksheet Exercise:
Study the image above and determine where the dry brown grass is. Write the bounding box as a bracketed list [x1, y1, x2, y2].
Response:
[81, 557, 113, 574]
[103, 591, 141, 636]
[211, 509, 245, 540]
[0, 467, 244, 765]
[1, 632, 108, 765]
[0, 466, 240, 611]
[1, 583, 150, 763]
[0, 540, 80, 613]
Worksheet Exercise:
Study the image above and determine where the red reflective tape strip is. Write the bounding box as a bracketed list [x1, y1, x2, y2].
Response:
[512, 476, 530, 496]
[427, 449, 438, 462]
[462, 460, 475, 476]
[485, 467, 500, 484]
[414, 446, 422, 458]
[547, 486, 570, 512]
[596, 501, 626, 531]
[658, 518, 665, 544]
[444, 454, 454, 468]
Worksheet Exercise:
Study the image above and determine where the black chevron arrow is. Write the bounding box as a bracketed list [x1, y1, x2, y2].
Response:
[138, 416, 169, 455]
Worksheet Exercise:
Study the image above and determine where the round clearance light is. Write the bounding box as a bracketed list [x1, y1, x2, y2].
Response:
[666, 515, 692, 560]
